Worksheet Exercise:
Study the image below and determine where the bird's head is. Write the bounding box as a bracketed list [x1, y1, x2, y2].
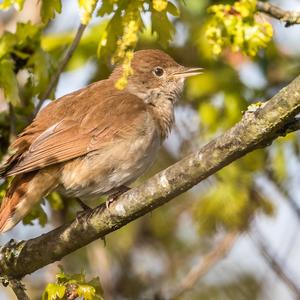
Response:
[110, 49, 202, 104]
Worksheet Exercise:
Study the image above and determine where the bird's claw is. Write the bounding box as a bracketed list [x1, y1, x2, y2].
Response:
[105, 185, 130, 209]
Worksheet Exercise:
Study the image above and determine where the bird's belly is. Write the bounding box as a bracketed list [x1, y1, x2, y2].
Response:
[58, 129, 160, 200]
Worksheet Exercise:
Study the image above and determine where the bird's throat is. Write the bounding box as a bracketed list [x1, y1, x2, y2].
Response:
[147, 93, 175, 141]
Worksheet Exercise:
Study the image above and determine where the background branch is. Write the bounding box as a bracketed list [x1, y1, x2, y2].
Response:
[250, 227, 300, 297]
[0, 75, 300, 279]
[34, 23, 87, 115]
[263, 171, 300, 223]
[163, 232, 238, 300]
[256, 1, 300, 27]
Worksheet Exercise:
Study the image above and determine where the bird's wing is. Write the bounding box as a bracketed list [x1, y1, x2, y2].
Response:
[0, 81, 106, 177]
[3, 90, 149, 177]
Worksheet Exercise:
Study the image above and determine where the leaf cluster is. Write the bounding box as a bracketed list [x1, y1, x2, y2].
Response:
[0, 22, 53, 105]
[205, 0, 273, 56]
[42, 267, 103, 300]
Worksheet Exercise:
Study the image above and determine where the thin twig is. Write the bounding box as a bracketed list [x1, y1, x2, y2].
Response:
[263, 170, 300, 223]
[34, 23, 87, 115]
[9, 279, 30, 300]
[256, 1, 300, 27]
[165, 232, 238, 300]
[250, 228, 300, 298]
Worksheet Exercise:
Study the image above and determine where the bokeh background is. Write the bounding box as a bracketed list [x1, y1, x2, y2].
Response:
[0, 0, 300, 299]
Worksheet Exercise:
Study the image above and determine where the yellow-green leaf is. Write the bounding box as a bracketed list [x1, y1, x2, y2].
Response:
[0, 32, 16, 59]
[77, 284, 96, 300]
[151, 10, 174, 48]
[167, 1, 180, 16]
[0, 59, 20, 106]
[153, 0, 168, 12]
[41, 0, 62, 23]
[78, 0, 98, 25]
[0, 0, 24, 10]
[42, 283, 66, 300]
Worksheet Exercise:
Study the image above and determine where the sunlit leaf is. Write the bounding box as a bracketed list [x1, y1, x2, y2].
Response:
[151, 10, 174, 48]
[0, 59, 20, 106]
[77, 284, 96, 300]
[153, 0, 168, 12]
[78, 0, 98, 25]
[0, 32, 16, 60]
[41, 0, 62, 23]
[42, 283, 66, 300]
[167, 1, 180, 16]
[22, 202, 48, 226]
[0, 0, 24, 10]
[97, 0, 115, 16]
[27, 48, 52, 96]
[43, 267, 104, 300]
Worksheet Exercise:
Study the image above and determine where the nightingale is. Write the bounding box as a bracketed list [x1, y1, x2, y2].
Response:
[0, 49, 202, 232]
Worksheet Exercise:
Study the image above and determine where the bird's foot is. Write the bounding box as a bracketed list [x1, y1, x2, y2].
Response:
[75, 198, 92, 219]
[105, 185, 130, 209]
[76, 198, 91, 211]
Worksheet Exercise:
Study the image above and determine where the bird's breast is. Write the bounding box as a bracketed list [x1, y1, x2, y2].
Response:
[58, 117, 160, 200]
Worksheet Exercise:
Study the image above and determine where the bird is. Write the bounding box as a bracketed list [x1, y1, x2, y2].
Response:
[0, 49, 202, 232]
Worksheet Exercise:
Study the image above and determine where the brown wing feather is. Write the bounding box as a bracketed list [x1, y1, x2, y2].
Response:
[2, 80, 148, 177]
[6, 121, 91, 176]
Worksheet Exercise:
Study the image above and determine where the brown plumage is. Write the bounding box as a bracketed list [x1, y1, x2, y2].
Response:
[0, 49, 202, 232]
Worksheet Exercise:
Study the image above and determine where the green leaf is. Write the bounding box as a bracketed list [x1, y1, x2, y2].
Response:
[87, 277, 104, 299]
[0, 32, 16, 59]
[151, 10, 174, 48]
[22, 202, 48, 226]
[97, 0, 115, 16]
[47, 192, 64, 210]
[16, 22, 42, 45]
[205, 0, 273, 56]
[98, 11, 123, 58]
[153, 0, 168, 12]
[43, 267, 104, 300]
[199, 102, 219, 131]
[77, 284, 96, 300]
[42, 283, 66, 300]
[78, 0, 98, 25]
[0, 0, 25, 10]
[0, 58, 20, 106]
[41, 0, 62, 23]
[167, 1, 180, 16]
[27, 48, 52, 97]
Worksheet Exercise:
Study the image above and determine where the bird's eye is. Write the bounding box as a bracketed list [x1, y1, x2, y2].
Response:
[153, 67, 164, 77]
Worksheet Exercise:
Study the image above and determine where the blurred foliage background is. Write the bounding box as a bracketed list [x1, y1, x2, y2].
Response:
[0, 0, 300, 299]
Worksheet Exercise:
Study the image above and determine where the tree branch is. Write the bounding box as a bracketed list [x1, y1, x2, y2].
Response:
[9, 279, 30, 300]
[0, 75, 300, 279]
[163, 232, 238, 300]
[34, 23, 87, 115]
[256, 1, 300, 27]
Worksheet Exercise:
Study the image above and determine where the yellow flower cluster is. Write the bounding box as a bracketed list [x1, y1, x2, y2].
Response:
[115, 50, 134, 90]
[205, 0, 273, 56]
[113, 6, 140, 89]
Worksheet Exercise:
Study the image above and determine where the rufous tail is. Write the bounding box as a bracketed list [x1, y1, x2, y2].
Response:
[0, 169, 58, 233]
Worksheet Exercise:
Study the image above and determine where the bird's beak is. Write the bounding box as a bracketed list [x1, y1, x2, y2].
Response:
[172, 67, 204, 78]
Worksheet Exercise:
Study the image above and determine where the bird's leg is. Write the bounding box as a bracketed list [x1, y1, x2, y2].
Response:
[75, 198, 91, 211]
[106, 185, 130, 209]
